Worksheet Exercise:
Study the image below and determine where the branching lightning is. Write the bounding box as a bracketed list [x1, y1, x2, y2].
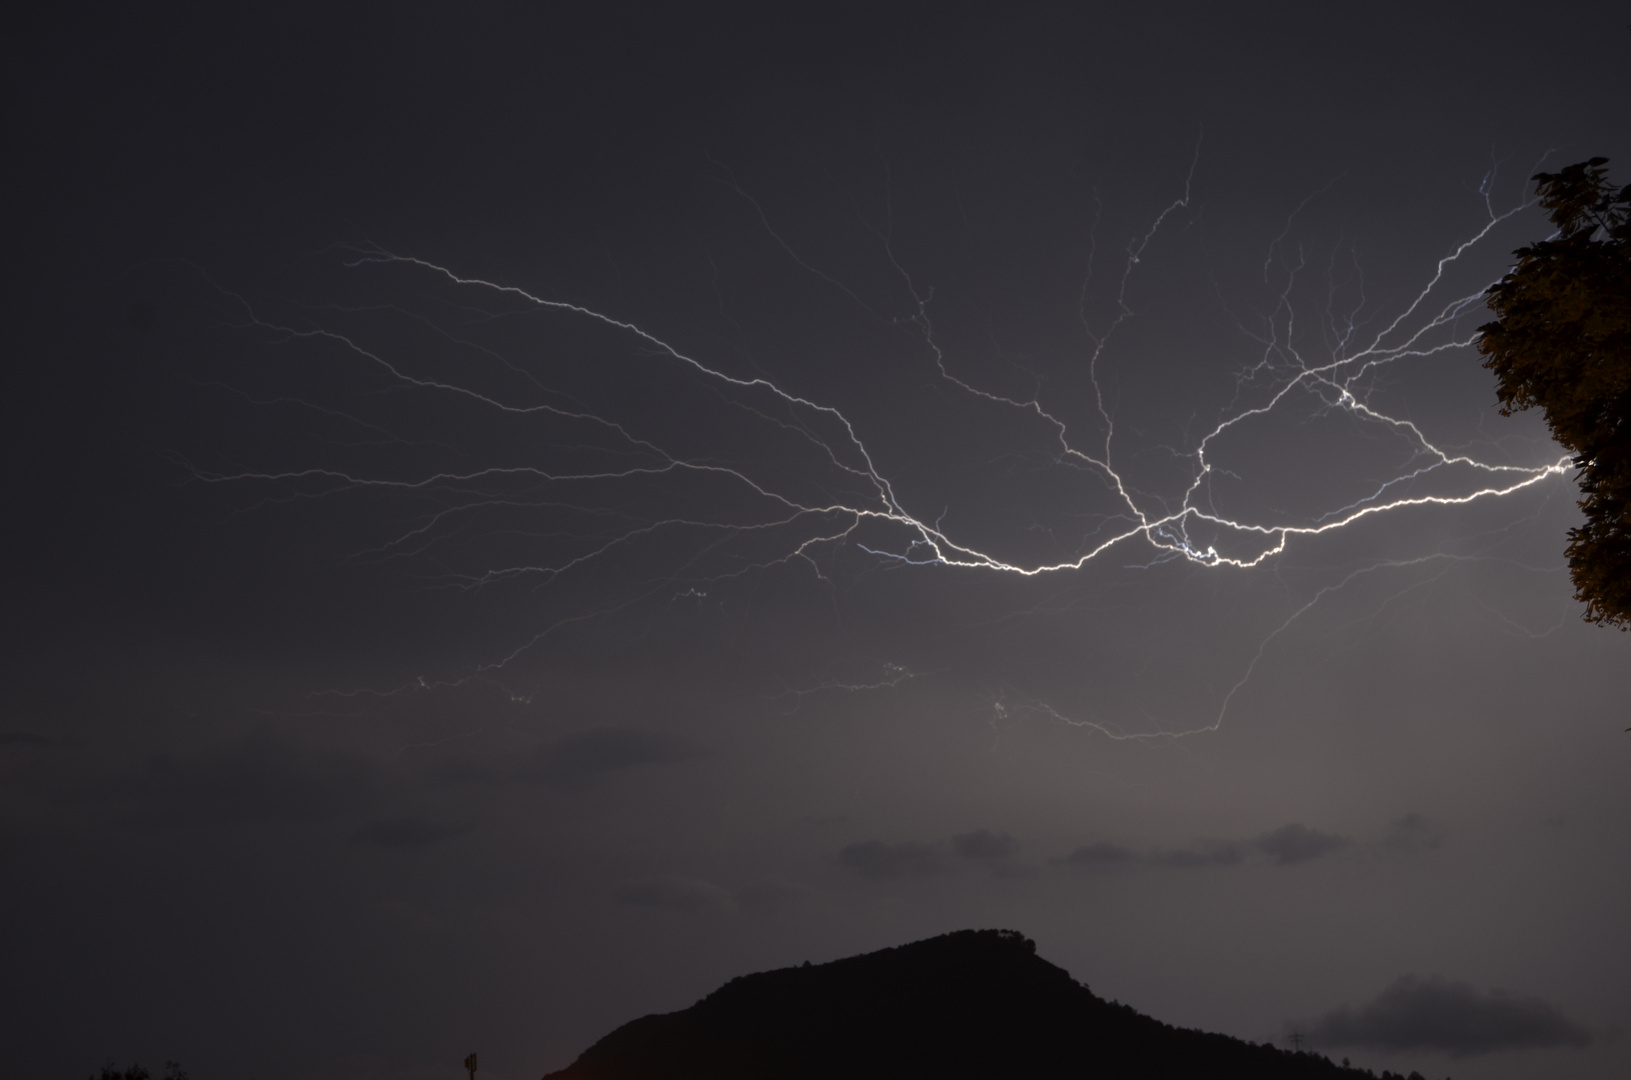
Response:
[182, 159, 1573, 740]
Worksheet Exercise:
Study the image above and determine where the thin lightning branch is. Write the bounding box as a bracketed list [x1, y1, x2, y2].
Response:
[188, 165, 1570, 737]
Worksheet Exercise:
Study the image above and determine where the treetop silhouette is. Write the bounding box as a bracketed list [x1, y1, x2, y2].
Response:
[1479, 157, 1631, 627]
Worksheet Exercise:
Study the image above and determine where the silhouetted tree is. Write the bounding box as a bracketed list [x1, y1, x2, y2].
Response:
[1479, 158, 1631, 627]
[89, 1062, 188, 1080]
[543, 929, 1396, 1079]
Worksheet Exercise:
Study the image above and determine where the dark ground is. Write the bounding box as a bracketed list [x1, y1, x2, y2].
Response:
[544, 929, 1415, 1080]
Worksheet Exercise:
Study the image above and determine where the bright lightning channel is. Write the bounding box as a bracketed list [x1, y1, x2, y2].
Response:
[189, 166, 1571, 740]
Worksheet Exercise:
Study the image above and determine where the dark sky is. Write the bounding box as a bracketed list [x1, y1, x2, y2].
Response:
[6, 4, 1629, 1079]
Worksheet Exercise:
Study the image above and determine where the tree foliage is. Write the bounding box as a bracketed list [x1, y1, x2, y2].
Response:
[1479, 158, 1631, 628]
[89, 1063, 188, 1080]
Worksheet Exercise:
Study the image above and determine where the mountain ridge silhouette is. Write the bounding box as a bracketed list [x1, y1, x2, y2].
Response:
[542, 928, 1421, 1079]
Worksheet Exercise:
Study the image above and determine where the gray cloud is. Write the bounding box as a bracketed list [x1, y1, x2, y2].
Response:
[418, 754, 503, 788]
[1384, 813, 1443, 852]
[1150, 840, 1244, 868]
[516, 727, 700, 790]
[989, 862, 1042, 880]
[352, 816, 475, 849]
[1060, 842, 1138, 867]
[104, 734, 377, 826]
[951, 829, 1018, 861]
[735, 877, 812, 915]
[614, 875, 731, 912]
[1059, 826, 1349, 870]
[0, 731, 56, 749]
[1253, 824, 1347, 865]
[838, 840, 942, 880]
[1305, 975, 1592, 1057]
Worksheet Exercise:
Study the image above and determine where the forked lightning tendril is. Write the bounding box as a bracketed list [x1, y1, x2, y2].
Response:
[191, 167, 1570, 738]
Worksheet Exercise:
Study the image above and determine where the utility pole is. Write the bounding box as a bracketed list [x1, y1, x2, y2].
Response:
[1287, 1032, 1305, 1053]
[463, 1053, 477, 1080]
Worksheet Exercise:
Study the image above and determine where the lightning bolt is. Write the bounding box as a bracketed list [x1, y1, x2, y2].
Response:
[178, 158, 1571, 739]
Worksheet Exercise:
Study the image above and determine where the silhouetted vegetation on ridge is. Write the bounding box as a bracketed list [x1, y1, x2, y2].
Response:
[89, 1064, 188, 1080]
[1479, 157, 1631, 629]
[542, 929, 1428, 1079]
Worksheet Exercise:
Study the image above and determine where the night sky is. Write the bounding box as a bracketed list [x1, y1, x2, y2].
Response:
[7, 4, 1630, 1079]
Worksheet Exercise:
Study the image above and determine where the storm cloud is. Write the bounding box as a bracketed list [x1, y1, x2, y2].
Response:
[1384, 813, 1443, 853]
[838, 840, 942, 880]
[1058, 827, 1349, 869]
[516, 728, 700, 790]
[1252, 824, 1347, 865]
[352, 816, 475, 849]
[734, 877, 812, 915]
[951, 830, 1019, 861]
[615, 875, 731, 912]
[1060, 842, 1139, 868]
[1149, 840, 1246, 868]
[102, 734, 378, 826]
[0, 731, 57, 748]
[1305, 975, 1592, 1057]
[10, 6, 1631, 1080]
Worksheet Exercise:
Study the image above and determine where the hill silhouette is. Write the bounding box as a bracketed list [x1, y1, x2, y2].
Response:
[542, 929, 1423, 1080]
